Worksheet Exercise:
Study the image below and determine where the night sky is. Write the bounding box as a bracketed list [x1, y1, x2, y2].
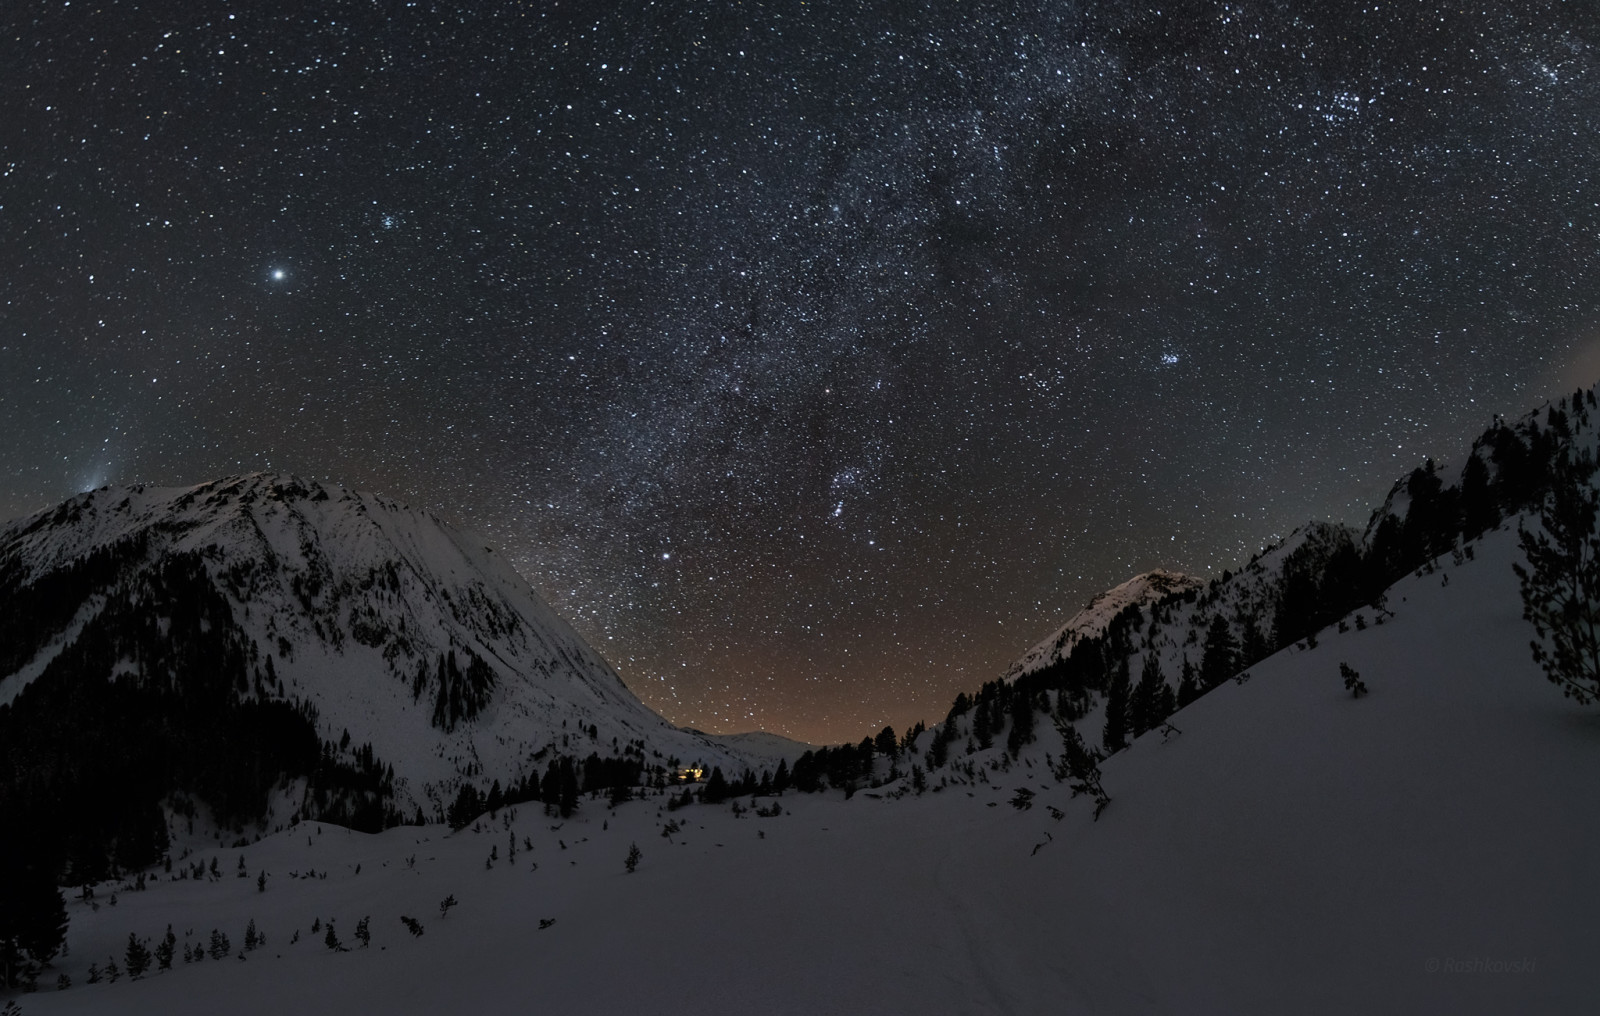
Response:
[4, 2, 1600, 743]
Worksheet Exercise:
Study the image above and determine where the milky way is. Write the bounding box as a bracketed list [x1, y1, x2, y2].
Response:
[4, 2, 1599, 742]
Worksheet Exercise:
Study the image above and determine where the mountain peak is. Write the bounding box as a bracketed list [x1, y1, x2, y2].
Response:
[0, 476, 772, 829]
[1006, 569, 1204, 680]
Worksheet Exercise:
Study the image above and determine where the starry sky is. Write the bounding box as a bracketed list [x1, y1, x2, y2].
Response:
[4, 1, 1600, 743]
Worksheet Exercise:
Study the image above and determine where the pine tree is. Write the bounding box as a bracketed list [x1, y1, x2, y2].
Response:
[1102, 657, 1130, 753]
[558, 758, 579, 818]
[243, 919, 261, 952]
[0, 844, 67, 988]
[1460, 449, 1498, 537]
[702, 766, 729, 803]
[1176, 656, 1199, 708]
[1155, 675, 1175, 723]
[155, 926, 176, 971]
[1238, 615, 1270, 669]
[873, 726, 897, 759]
[926, 722, 951, 769]
[1052, 718, 1111, 819]
[1005, 693, 1035, 757]
[354, 916, 371, 948]
[1339, 662, 1368, 698]
[1200, 615, 1237, 690]
[1131, 652, 1168, 737]
[1515, 447, 1600, 704]
[899, 721, 925, 754]
[1401, 459, 1447, 565]
[625, 843, 642, 873]
[124, 933, 152, 979]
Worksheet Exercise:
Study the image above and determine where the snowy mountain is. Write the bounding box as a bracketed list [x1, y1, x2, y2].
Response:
[1004, 569, 1204, 681]
[4, 388, 1598, 1012]
[14, 480, 1598, 1015]
[0, 474, 781, 858]
[947, 386, 1600, 762]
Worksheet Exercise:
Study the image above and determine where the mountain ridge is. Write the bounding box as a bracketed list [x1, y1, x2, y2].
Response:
[0, 472, 791, 876]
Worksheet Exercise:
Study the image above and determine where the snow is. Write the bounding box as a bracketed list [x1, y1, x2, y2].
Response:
[1006, 569, 1204, 680]
[17, 520, 1596, 1014]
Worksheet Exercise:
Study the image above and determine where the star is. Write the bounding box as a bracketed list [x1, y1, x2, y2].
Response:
[4, 1, 1596, 744]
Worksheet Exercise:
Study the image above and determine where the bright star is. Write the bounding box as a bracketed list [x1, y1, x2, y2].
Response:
[271, 269, 286, 281]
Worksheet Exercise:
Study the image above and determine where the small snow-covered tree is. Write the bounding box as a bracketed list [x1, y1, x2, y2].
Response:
[1515, 447, 1600, 705]
[625, 843, 642, 874]
[1339, 662, 1368, 699]
[1052, 718, 1111, 820]
[155, 926, 176, 971]
[124, 933, 152, 979]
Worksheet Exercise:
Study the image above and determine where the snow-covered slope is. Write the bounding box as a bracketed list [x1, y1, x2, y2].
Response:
[992, 523, 1359, 757]
[0, 474, 771, 820]
[20, 521, 1597, 1015]
[1006, 569, 1203, 680]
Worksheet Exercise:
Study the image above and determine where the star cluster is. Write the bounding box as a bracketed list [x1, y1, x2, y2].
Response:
[4, 2, 1599, 742]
